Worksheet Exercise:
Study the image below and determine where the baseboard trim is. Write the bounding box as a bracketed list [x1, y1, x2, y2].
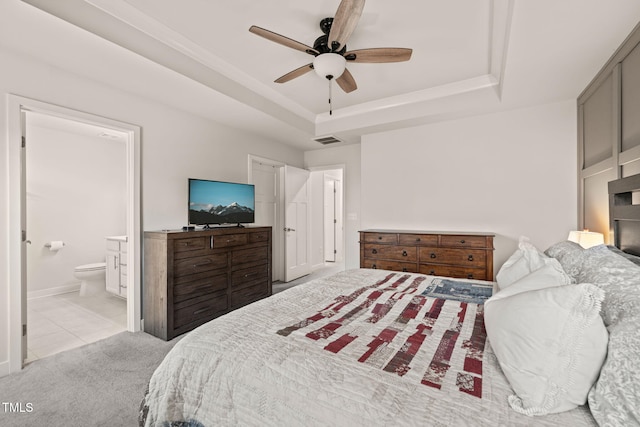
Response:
[0, 360, 10, 378]
[27, 283, 81, 300]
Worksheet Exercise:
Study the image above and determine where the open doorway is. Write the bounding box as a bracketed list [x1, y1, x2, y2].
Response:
[309, 167, 345, 270]
[249, 158, 345, 286]
[24, 112, 128, 362]
[7, 95, 141, 373]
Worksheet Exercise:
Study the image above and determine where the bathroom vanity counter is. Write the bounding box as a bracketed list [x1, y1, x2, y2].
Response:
[106, 236, 127, 298]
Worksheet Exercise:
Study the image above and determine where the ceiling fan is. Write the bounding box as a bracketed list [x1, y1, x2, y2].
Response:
[249, 0, 412, 113]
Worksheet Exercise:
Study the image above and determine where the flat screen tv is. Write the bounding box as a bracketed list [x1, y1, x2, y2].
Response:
[188, 178, 255, 226]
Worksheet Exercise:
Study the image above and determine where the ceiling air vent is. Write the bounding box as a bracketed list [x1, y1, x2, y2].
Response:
[313, 135, 342, 145]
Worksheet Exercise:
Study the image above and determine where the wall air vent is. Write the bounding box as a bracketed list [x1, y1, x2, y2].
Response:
[313, 135, 342, 145]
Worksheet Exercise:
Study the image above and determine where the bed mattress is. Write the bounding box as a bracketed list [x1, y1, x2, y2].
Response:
[140, 268, 597, 427]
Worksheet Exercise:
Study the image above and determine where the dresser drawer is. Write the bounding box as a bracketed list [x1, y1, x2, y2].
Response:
[230, 281, 269, 308]
[439, 235, 489, 248]
[231, 263, 269, 288]
[362, 258, 417, 273]
[232, 246, 269, 265]
[173, 292, 228, 329]
[173, 253, 228, 277]
[419, 264, 488, 280]
[174, 237, 208, 253]
[214, 233, 248, 248]
[248, 231, 270, 243]
[173, 272, 228, 303]
[398, 233, 438, 246]
[364, 244, 417, 262]
[362, 232, 398, 244]
[419, 247, 486, 267]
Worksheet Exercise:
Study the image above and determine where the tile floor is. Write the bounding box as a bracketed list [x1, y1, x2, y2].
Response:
[26, 291, 127, 363]
[26, 262, 341, 362]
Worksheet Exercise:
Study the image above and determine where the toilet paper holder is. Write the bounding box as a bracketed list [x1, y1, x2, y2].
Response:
[44, 241, 66, 248]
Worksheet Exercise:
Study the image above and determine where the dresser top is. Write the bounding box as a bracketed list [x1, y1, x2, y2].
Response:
[145, 225, 271, 239]
[360, 229, 494, 237]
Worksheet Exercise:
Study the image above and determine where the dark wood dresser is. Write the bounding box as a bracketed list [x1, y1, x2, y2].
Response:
[143, 226, 272, 340]
[359, 229, 494, 281]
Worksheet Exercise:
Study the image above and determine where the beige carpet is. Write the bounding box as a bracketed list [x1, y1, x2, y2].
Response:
[0, 331, 179, 427]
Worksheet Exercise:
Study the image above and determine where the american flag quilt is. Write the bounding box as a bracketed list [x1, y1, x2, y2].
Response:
[276, 272, 492, 398]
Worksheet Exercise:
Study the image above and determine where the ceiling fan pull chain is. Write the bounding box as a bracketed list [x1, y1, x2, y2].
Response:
[329, 79, 333, 115]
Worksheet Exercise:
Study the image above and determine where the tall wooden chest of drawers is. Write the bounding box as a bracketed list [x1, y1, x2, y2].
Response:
[359, 229, 494, 281]
[144, 226, 272, 340]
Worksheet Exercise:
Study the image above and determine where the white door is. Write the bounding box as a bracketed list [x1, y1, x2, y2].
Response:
[20, 111, 28, 366]
[251, 159, 282, 281]
[324, 178, 336, 262]
[284, 165, 311, 282]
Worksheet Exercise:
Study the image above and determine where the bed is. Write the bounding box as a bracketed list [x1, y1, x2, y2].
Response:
[139, 174, 640, 427]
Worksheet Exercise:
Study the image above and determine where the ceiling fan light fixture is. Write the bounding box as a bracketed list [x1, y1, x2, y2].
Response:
[313, 53, 346, 80]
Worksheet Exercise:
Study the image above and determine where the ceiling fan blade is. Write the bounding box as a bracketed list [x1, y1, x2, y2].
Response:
[249, 26, 319, 56]
[344, 48, 412, 63]
[328, 0, 365, 52]
[274, 63, 314, 83]
[336, 68, 357, 93]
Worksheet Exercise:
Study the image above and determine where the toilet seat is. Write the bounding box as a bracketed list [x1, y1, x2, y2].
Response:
[75, 262, 106, 273]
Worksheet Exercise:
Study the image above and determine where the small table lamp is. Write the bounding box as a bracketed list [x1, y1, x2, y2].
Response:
[567, 230, 605, 248]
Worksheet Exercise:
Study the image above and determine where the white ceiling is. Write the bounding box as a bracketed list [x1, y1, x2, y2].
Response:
[9, 0, 640, 150]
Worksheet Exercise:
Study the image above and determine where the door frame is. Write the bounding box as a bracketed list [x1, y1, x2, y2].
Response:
[308, 164, 346, 266]
[7, 95, 142, 373]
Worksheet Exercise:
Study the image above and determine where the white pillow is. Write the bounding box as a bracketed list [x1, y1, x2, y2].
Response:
[496, 237, 553, 290]
[484, 283, 608, 416]
[489, 262, 571, 304]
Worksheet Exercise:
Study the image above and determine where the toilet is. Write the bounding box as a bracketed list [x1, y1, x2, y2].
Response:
[75, 262, 107, 296]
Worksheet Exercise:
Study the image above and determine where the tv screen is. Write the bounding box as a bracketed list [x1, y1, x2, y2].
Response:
[188, 179, 255, 226]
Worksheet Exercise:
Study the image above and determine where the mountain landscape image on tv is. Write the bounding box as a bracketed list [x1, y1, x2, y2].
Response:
[189, 179, 255, 225]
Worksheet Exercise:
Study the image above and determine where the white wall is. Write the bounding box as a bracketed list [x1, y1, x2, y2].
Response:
[26, 121, 127, 296]
[361, 100, 578, 272]
[0, 45, 303, 375]
[305, 144, 361, 270]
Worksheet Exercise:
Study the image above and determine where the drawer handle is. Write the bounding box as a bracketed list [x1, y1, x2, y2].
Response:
[372, 249, 378, 254]
[468, 255, 474, 261]
[193, 260, 212, 268]
[402, 267, 408, 272]
[467, 274, 474, 279]
[183, 242, 191, 246]
[460, 239, 466, 244]
[430, 253, 436, 259]
[193, 308, 209, 316]
[402, 250, 408, 257]
[372, 264, 377, 269]
[244, 272, 258, 278]
[429, 270, 435, 275]
[378, 236, 382, 240]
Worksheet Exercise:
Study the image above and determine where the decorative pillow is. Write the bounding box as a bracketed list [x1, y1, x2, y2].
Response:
[544, 240, 586, 283]
[484, 283, 608, 416]
[496, 237, 568, 290]
[489, 262, 571, 303]
[577, 244, 640, 326]
[588, 319, 640, 426]
[606, 245, 640, 267]
[576, 244, 640, 425]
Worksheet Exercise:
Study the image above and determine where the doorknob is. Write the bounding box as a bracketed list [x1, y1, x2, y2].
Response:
[284, 227, 296, 232]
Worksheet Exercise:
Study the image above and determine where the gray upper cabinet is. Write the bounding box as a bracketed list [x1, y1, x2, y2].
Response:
[582, 73, 614, 169]
[578, 21, 640, 237]
[622, 42, 640, 152]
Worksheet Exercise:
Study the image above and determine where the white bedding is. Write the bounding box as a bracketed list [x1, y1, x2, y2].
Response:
[140, 268, 597, 427]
